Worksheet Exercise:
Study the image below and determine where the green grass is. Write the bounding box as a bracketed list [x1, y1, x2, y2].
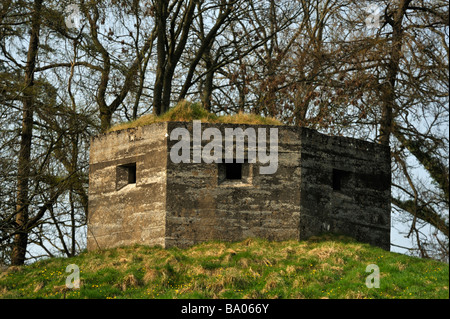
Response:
[108, 100, 283, 132]
[0, 235, 448, 299]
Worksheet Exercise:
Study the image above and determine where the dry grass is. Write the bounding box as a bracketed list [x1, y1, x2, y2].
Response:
[308, 246, 340, 261]
[121, 274, 139, 291]
[142, 268, 158, 284]
[108, 100, 283, 132]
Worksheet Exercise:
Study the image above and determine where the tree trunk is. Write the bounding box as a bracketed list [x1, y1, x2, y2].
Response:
[11, 0, 43, 266]
[379, 0, 412, 145]
[201, 48, 214, 112]
[153, 0, 198, 115]
[153, 0, 168, 116]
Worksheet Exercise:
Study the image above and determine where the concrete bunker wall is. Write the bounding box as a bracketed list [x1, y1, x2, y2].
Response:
[87, 123, 168, 250]
[299, 129, 391, 250]
[165, 122, 301, 247]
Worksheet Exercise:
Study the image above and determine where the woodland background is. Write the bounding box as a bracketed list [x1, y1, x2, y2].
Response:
[0, 0, 448, 265]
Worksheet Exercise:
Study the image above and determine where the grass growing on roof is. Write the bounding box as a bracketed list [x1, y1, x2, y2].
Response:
[108, 100, 283, 132]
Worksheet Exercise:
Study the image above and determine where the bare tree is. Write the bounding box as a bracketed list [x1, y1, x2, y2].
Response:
[12, 0, 44, 266]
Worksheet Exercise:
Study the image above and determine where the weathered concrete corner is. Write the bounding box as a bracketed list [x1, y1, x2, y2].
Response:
[88, 122, 168, 250]
[87, 122, 390, 251]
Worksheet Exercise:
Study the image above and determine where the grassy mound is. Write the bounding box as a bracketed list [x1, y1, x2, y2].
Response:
[108, 100, 283, 132]
[0, 236, 448, 299]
